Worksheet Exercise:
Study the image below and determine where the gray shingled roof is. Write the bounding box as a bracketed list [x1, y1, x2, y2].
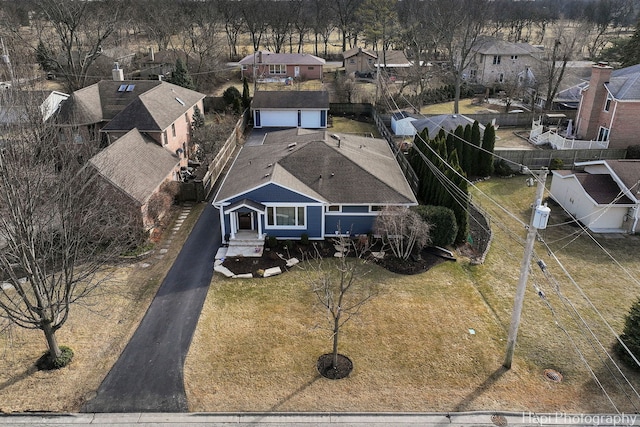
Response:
[342, 47, 377, 59]
[251, 90, 329, 110]
[239, 51, 325, 66]
[472, 36, 541, 56]
[606, 70, 640, 101]
[55, 80, 205, 130]
[214, 129, 416, 206]
[88, 128, 179, 205]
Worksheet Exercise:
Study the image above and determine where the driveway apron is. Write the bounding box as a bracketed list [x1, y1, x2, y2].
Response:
[82, 203, 221, 413]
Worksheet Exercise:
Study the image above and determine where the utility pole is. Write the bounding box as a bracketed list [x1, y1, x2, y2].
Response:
[503, 168, 550, 370]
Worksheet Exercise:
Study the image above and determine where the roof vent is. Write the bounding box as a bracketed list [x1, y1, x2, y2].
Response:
[267, 163, 273, 168]
[264, 173, 270, 178]
[175, 97, 185, 106]
[287, 142, 297, 149]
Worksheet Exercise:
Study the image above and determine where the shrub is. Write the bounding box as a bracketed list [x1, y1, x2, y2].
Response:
[267, 235, 278, 248]
[549, 158, 564, 170]
[283, 240, 293, 250]
[412, 205, 458, 247]
[494, 159, 513, 176]
[37, 345, 74, 370]
[615, 297, 640, 371]
[300, 233, 309, 245]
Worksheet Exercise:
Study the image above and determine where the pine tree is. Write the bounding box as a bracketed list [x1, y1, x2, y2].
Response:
[242, 77, 251, 108]
[621, 19, 640, 68]
[479, 123, 496, 177]
[615, 297, 640, 370]
[169, 58, 196, 90]
[191, 105, 205, 129]
[469, 121, 482, 176]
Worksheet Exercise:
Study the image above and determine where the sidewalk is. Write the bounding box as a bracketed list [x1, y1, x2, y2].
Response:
[2, 411, 639, 426]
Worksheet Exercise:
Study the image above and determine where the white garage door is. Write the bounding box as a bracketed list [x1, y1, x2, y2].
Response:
[259, 110, 297, 127]
[300, 110, 321, 128]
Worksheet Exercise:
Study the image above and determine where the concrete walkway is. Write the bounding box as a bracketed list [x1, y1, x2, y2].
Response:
[81, 202, 222, 413]
[3, 411, 639, 426]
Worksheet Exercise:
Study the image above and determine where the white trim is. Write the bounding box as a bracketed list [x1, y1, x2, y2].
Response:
[216, 181, 326, 206]
[265, 205, 307, 229]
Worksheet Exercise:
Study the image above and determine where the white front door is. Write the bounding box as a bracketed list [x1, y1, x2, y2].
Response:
[294, 66, 300, 77]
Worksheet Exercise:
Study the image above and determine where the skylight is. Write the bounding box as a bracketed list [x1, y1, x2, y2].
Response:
[175, 97, 185, 106]
[126, 84, 135, 92]
[117, 84, 127, 92]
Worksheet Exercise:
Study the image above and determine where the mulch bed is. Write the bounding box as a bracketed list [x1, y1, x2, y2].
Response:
[221, 208, 492, 277]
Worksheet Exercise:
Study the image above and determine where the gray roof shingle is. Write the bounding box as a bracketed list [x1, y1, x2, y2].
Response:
[239, 51, 325, 66]
[89, 128, 179, 205]
[251, 90, 329, 110]
[214, 129, 416, 206]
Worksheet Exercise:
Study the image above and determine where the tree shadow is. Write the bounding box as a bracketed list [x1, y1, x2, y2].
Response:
[268, 375, 321, 412]
[0, 364, 38, 392]
[452, 366, 508, 412]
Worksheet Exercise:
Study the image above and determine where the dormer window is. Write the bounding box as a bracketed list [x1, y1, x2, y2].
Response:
[493, 55, 501, 65]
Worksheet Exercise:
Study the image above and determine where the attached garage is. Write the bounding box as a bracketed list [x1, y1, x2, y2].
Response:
[252, 90, 329, 129]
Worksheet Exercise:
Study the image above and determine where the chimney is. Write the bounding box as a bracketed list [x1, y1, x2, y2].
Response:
[576, 63, 613, 140]
[112, 62, 124, 81]
[149, 47, 155, 62]
[258, 51, 263, 63]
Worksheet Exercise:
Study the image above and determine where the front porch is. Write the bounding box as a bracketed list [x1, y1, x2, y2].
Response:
[224, 231, 265, 258]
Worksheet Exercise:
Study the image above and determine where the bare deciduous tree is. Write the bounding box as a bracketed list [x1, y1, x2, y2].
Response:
[0, 90, 143, 368]
[305, 236, 377, 378]
[374, 206, 431, 261]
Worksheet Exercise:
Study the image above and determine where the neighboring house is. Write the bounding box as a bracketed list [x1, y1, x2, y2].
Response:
[549, 160, 640, 234]
[0, 90, 69, 126]
[411, 114, 486, 138]
[391, 111, 418, 136]
[54, 67, 206, 169]
[574, 63, 640, 150]
[239, 51, 325, 81]
[139, 48, 196, 80]
[88, 128, 180, 228]
[465, 36, 543, 86]
[342, 47, 412, 77]
[251, 90, 329, 129]
[212, 128, 417, 242]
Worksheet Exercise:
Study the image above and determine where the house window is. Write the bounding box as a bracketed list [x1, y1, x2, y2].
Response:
[470, 69, 477, 78]
[597, 126, 610, 141]
[308, 66, 314, 70]
[269, 64, 285, 74]
[349, 59, 355, 64]
[241, 65, 248, 70]
[511, 55, 518, 60]
[604, 94, 612, 112]
[185, 112, 189, 123]
[326, 205, 341, 212]
[163, 130, 168, 145]
[171, 123, 176, 137]
[266, 206, 306, 227]
[498, 73, 504, 83]
[493, 55, 501, 65]
[370, 205, 383, 212]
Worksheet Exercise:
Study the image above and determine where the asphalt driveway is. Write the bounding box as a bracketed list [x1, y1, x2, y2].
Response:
[82, 202, 221, 413]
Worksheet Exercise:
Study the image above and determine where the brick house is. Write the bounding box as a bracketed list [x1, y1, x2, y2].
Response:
[575, 63, 640, 150]
[239, 51, 325, 81]
[54, 66, 206, 169]
[342, 47, 411, 77]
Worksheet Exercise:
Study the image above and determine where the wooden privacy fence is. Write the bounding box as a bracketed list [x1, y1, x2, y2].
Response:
[495, 147, 627, 170]
[181, 110, 248, 202]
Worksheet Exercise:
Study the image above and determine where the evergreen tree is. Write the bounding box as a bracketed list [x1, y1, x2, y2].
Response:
[479, 123, 496, 176]
[191, 105, 205, 129]
[615, 297, 640, 370]
[35, 40, 55, 73]
[469, 121, 482, 177]
[169, 58, 196, 90]
[621, 19, 640, 68]
[242, 77, 251, 109]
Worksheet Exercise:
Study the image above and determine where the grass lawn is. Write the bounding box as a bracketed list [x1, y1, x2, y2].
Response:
[185, 177, 640, 413]
[0, 202, 206, 412]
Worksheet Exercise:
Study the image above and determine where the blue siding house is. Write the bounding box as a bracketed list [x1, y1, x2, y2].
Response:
[212, 128, 417, 242]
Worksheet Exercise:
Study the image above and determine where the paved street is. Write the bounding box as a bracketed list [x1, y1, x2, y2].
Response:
[81, 202, 221, 413]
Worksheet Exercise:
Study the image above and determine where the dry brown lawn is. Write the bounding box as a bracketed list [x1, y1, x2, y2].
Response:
[185, 177, 640, 413]
[0, 202, 206, 413]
